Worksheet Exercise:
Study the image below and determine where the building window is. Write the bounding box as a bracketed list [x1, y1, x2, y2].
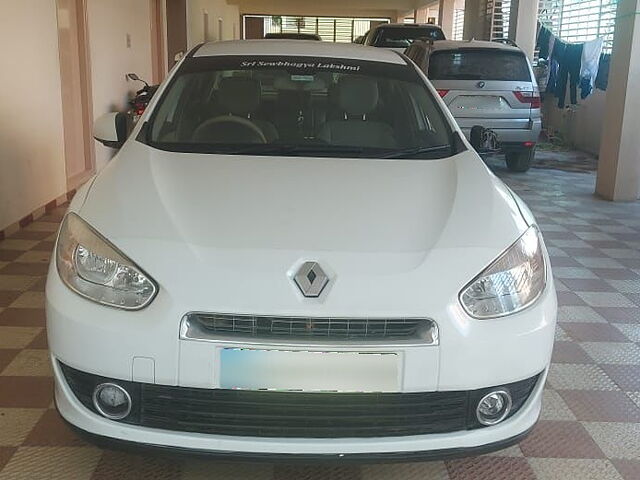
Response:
[453, 8, 465, 40]
[538, 0, 618, 53]
[252, 15, 389, 43]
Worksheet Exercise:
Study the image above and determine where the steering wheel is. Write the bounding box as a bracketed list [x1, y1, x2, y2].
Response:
[192, 116, 267, 144]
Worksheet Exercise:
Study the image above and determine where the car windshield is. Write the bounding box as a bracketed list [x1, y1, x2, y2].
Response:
[428, 49, 531, 81]
[144, 55, 454, 158]
[373, 27, 445, 48]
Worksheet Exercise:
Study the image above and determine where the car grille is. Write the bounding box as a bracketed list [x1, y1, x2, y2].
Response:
[140, 387, 468, 438]
[60, 363, 540, 439]
[183, 313, 437, 342]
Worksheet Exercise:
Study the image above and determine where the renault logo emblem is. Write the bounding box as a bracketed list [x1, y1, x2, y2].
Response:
[293, 262, 329, 298]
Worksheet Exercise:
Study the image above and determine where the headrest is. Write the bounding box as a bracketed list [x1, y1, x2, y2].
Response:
[337, 77, 379, 116]
[273, 74, 327, 92]
[217, 77, 261, 115]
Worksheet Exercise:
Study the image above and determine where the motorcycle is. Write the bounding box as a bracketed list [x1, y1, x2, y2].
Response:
[126, 73, 159, 126]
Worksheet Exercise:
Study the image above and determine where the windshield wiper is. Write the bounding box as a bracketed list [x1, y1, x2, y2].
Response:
[381, 145, 452, 159]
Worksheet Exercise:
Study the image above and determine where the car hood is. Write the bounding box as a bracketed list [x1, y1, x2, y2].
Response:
[77, 141, 528, 315]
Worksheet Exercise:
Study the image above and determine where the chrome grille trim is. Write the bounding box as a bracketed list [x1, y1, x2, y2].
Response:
[180, 313, 438, 345]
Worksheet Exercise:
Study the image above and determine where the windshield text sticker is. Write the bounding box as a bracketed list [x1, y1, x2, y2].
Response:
[239, 60, 361, 72]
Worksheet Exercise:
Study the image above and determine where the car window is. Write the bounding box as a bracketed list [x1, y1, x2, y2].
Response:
[145, 55, 455, 159]
[428, 50, 531, 81]
[373, 28, 445, 48]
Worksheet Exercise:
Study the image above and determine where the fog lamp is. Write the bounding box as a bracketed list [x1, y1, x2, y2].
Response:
[476, 390, 512, 426]
[92, 383, 132, 420]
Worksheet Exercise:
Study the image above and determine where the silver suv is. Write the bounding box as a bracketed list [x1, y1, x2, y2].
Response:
[407, 40, 541, 172]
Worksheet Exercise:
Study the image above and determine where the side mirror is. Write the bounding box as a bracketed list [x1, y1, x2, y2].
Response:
[127, 72, 149, 88]
[93, 112, 128, 149]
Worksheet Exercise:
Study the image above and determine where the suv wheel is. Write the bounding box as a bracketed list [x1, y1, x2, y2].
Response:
[505, 148, 534, 172]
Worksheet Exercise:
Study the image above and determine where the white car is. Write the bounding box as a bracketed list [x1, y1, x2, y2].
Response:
[47, 40, 557, 462]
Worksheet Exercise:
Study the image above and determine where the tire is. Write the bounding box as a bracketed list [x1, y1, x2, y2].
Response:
[505, 148, 534, 172]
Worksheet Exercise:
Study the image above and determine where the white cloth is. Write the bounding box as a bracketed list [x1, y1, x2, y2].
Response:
[580, 37, 604, 89]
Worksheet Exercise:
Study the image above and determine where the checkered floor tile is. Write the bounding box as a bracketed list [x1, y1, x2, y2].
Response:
[0, 156, 639, 479]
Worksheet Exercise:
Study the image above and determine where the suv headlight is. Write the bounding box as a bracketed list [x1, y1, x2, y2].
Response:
[56, 213, 157, 310]
[460, 226, 546, 319]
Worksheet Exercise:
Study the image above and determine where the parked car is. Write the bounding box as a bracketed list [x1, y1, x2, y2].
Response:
[49, 40, 556, 461]
[406, 39, 542, 172]
[363, 23, 445, 52]
[264, 32, 321, 41]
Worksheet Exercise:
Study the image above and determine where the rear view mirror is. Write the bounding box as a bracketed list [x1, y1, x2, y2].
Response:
[93, 112, 128, 149]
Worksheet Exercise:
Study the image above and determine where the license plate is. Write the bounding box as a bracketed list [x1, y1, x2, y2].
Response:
[220, 348, 399, 392]
[451, 95, 507, 111]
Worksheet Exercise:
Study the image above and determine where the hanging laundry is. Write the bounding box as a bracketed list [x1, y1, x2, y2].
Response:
[580, 37, 604, 99]
[595, 53, 611, 91]
[548, 33, 556, 62]
[556, 42, 583, 108]
[537, 25, 553, 59]
[546, 40, 566, 96]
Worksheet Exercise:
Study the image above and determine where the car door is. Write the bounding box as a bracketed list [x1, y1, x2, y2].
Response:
[427, 48, 538, 132]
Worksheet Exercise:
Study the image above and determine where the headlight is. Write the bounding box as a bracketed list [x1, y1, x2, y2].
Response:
[56, 213, 157, 310]
[459, 226, 546, 319]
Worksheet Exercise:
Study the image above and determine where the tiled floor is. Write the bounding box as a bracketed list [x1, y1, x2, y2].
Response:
[0, 157, 639, 479]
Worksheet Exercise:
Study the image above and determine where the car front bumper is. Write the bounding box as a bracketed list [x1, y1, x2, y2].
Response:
[53, 357, 546, 461]
[61, 413, 537, 464]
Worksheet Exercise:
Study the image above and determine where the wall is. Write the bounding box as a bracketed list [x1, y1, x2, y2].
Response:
[0, 0, 67, 231]
[543, 90, 606, 156]
[86, 0, 154, 170]
[232, 0, 399, 21]
[187, 0, 240, 47]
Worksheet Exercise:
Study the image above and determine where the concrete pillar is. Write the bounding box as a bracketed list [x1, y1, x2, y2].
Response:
[463, 0, 481, 40]
[595, 0, 640, 201]
[438, 0, 455, 38]
[415, 6, 429, 23]
[508, 0, 539, 60]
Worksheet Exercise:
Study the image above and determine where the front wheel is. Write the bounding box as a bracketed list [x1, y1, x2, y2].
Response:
[505, 148, 535, 172]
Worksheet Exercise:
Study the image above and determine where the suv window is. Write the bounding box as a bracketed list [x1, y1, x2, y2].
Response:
[372, 27, 445, 48]
[144, 55, 455, 159]
[428, 50, 531, 81]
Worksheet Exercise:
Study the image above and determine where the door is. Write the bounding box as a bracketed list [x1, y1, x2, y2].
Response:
[56, 0, 95, 189]
[166, 0, 187, 67]
[244, 16, 264, 39]
[150, 0, 166, 83]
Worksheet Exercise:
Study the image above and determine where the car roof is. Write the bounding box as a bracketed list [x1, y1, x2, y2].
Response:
[194, 40, 407, 64]
[429, 39, 522, 53]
